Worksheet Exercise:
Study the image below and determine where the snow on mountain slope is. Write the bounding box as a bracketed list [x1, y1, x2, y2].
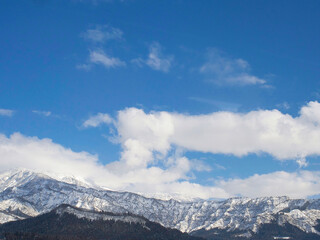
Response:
[0, 169, 319, 237]
[137, 192, 204, 202]
[55, 204, 147, 225]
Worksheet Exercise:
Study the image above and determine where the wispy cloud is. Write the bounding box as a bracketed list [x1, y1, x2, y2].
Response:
[213, 163, 226, 170]
[200, 49, 266, 86]
[83, 113, 113, 128]
[276, 102, 290, 110]
[0, 108, 14, 117]
[78, 24, 125, 71]
[32, 110, 52, 117]
[132, 42, 173, 73]
[189, 97, 241, 112]
[76, 63, 92, 71]
[81, 25, 123, 43]
[89, 50, 126, 68]
[75, 0, 114, 5]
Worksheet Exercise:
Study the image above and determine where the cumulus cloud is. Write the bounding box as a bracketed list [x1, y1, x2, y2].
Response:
[83, 113, 113, 128]
[84, 101, 320, 197]
[1, 133, 320, 199]
[200, 49, 266, 86]
[32, 110, 52, 117]
[89, 50, 126, 68]
[3, 101, 320, 199]
[0, 133, 226, 199]
[113, 101, 320, 165]
[80, 101, 320, 196]
[0, 109, 14, 117]
[81, 25, 123, 43]
[0, 133, 107, 184]
[132, 42, 173, 72]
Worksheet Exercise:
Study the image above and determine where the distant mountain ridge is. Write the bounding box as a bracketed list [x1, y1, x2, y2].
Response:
[0, 169, 320, 239]
[0, 204, 201, 240]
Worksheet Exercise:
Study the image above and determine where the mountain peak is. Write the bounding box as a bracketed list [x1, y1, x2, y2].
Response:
[0, 168, 97, 191]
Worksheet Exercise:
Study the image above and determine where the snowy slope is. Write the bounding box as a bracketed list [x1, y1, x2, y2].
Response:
[55, 204, 147, 225]
[0, 169, 319, 237]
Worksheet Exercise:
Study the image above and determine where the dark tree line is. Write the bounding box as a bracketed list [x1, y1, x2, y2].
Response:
[0, 207, 202, 240]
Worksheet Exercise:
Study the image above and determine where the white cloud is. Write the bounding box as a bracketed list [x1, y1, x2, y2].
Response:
[132, 42, 173, 72]
[83, 113, 113, 128]
[82, 100, 320, 198]
[3, 101, 320, 199]
[297, 158, 308, 168]
[113, 101, 320, 165]
[0, 133, 227, 199]
[0, 133, 109, 185]
[84, 101, 320, 197]
[0, 109, 14, 117]
[200, 49, 266, 86]
[1, 133, 320, 199]
[217, 170, 320, 198]
[89, 50, 126, 68]
[82, 25, 123, 43]
[32, 110, 52, 117]
[78, 25, 124, 71]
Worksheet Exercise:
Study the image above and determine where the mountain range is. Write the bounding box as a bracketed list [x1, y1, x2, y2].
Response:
[0, 169, 320, 239]
[0, 204, 201, 240]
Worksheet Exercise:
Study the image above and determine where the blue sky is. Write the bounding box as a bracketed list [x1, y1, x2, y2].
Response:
[1, 0, 320, 199]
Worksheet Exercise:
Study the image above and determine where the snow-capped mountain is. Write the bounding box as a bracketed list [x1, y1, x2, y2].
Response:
[0, 169, 319, 238]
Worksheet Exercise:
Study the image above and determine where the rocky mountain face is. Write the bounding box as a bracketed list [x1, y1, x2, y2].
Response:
[0, 169, 320, 239]
[0, 204, 201, 240]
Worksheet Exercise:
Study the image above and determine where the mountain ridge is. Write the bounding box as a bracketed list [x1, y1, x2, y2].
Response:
[0, 169, 319, 239]
[0, 203, 202, 240]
